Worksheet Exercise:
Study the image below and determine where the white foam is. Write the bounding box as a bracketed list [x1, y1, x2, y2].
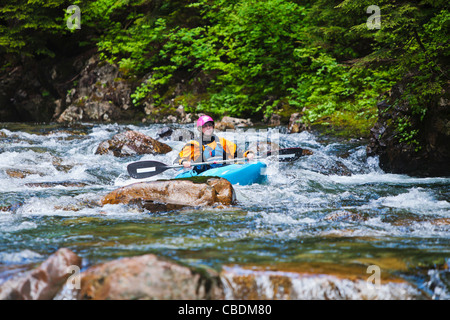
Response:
[374, 188, 450, 215]
[328, 172, 450, 186]
[0, 249, 43, 264]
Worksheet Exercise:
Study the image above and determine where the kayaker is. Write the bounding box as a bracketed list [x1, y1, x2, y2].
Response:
[175, 115, 255, 173]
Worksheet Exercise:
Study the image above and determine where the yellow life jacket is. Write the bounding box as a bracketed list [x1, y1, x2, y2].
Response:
[177, 136, 238, 164]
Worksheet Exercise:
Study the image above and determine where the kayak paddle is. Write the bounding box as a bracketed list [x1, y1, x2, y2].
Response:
[266, 147, 306, 162]
[127, 147, 307, 179]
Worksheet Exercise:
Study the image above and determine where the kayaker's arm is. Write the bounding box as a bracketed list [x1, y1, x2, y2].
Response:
[181, 159, 191, 168]
[244, 150, 255, 161]
[220, 138, 254, 161]
[175, 141, 201, 165]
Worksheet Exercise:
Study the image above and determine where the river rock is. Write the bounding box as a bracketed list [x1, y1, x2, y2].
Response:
[5, 169, 41, 179]
[157, 126, 174, 139]
[216, 116, 253, 130]
[221, 263, 425, 300]
[366, 77, 450, 177]
[171, 128, 195, 141]
[172, 128, 195, 141]
[95, 130, 172, 157]
[101, 177, 236, 209]
[0, 248, 82, 300]
[288, 112, 308, 133]
[77, 254, 224, 300]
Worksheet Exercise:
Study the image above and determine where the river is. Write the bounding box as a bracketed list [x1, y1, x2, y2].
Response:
[0, 122, 449, 299]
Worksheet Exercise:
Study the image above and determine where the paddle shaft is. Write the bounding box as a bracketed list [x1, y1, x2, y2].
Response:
[135, 150, 302, 174]
[135, 157, 253, 174]
[127, 147, 306, 179]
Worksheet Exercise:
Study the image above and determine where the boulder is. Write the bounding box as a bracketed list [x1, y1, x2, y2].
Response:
[77, 254, 224, 300]
[95, 130, 172, 157]
[101, 177, 236, 209]
[0, 248, 82, 300]
[216, 116, 253, 130]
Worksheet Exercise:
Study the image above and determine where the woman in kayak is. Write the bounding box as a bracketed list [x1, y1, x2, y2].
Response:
[175, 115, 255, 173]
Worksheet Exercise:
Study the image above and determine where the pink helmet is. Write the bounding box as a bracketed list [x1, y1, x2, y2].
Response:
[197, 115, 214, 128]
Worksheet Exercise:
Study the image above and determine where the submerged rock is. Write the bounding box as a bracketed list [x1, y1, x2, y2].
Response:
[77, 254, 224, 300]
[101, 177, 236, 209]
[0, 248, 82, 300]
[95, 130, 172, 157]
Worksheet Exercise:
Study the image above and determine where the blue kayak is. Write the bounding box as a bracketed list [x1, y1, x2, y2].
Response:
[175, 162, 267, 185]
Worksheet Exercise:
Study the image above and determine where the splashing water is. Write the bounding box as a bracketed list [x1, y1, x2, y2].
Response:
[0, 122, 449, 299]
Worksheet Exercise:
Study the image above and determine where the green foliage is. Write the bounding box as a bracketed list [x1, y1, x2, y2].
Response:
[1, 0, 447, 139]
[335, 1, 449, 115]
[0, 0, 70, 59]
[396, 117, 421, 152]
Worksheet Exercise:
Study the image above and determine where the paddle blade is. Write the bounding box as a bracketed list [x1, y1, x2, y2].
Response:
[266, 147, 308, 162]
[127, 160, 170, 179]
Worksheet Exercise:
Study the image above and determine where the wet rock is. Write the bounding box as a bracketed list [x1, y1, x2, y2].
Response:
[221, 263, 426, 300]
[158, 127, 196, 142]
[367, 77, 450, 177]
[288, 113, 308, 133]
[0, 248, 82, 300]
[95, 130, 172, 157]
[157, 126, 174, 139]
[171, 128, 195, 141]
[101, 177, 236, 209]
[5, 169, 41, 179]
[431, 218, 450, 226]
[77, 254, 224, 300]
[0, 202, 23, 213]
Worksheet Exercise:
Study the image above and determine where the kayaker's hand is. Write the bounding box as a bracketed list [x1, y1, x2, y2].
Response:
[246, 152, 255, 161]
[182, 160, 192, 168]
